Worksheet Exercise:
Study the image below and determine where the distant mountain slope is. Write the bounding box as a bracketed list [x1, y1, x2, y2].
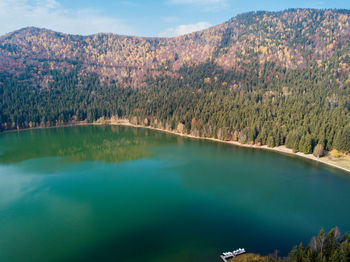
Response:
[0, 9, 349, 155]
[1, 9, 349, 88]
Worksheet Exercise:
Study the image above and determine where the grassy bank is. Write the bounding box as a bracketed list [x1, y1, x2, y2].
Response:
[228, 254, 267, 262]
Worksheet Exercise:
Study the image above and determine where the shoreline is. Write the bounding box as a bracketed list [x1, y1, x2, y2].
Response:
[113, 121, 350, 175]
[2, 120, 349, 174]
[1, 121, 89, 134]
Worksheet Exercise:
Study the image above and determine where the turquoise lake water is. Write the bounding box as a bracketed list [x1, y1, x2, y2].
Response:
[0, 125, 349, 262]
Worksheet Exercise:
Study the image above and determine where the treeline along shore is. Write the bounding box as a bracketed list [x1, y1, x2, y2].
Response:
[230, 228, 350, 262]
[1, 9, 349, 172]
[6, 116, 348, 174]
[112, 118, 350, 174]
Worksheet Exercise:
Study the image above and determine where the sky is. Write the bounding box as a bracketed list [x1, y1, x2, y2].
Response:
[0, 0, 349, 37]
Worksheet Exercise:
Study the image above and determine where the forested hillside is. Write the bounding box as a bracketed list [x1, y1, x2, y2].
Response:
[0, 9, 350, 153]
[231, 228, 350, 262]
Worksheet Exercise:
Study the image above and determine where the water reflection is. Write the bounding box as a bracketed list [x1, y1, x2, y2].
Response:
[0, 126, 350, 262]
[0, 126, 175, 164]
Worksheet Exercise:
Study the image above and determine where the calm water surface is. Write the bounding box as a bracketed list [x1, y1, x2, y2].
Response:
[0, 126, 349, 262]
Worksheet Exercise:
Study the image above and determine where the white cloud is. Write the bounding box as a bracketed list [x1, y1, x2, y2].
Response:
[160, 22, 211, 37]
[168, 0, 229, 11]
[0, 0, 135, 36]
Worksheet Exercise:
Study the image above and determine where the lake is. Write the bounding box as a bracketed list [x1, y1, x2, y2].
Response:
[0, 125, 349, 262]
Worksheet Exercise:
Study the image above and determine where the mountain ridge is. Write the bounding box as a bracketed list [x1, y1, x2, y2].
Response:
[0, 8, 349, 156]
[1, 8, 349, 88]
[3, 8, 350, 38]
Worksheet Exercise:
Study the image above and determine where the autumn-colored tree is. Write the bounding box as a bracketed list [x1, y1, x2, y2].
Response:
[313, 144, 324, 158]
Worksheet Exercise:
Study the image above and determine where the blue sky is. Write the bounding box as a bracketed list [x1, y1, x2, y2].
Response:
[0, 0, 349, 37]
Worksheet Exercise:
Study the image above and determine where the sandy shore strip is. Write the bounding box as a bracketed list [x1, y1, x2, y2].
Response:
[3, 119, 349, 174]
[111, 120, 350, 174]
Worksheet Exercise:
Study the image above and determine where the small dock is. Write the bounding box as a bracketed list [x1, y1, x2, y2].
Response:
[220, 248, 246, 262]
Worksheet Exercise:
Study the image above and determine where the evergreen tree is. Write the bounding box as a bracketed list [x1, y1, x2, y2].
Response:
[299, 135, 313, 154]
[334, 125, 350, 153]
[267, 136, 275, 148]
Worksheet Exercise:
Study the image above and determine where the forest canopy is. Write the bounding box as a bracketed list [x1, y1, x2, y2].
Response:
[0, 9, 349, 154]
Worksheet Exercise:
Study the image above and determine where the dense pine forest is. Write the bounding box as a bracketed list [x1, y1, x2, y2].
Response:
[240, 228, 350, 262]
[0, 9, 350, 154]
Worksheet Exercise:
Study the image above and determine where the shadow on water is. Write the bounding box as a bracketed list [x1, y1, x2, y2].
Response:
[0, 125, 177, 164]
